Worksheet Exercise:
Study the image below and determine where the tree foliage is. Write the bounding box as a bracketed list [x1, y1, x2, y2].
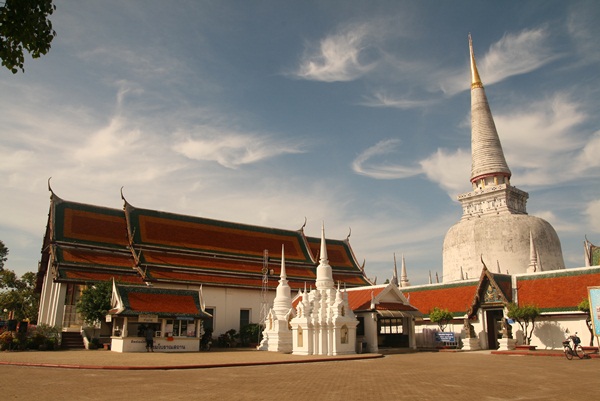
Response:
[76, 281, 112, 326]
[0, 269, 39, 322]
[429, 307, 454, 332]
[0, 0, 56, 73]
[0, 240, 8, 270]
[507, 303, 540, 345]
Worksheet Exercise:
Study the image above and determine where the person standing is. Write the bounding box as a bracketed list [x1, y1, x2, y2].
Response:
[145, 325, 155, 352]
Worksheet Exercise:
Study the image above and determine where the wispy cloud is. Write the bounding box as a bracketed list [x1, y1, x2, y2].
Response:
[440, 27, 559, 96]
[172, 127, 305, 169]
[419, 148, 471, 195]
[352, 139, 423, 179]
[360, 91, 437, 109]
[293, 22, 382, 82]
[354, 93, 596, 199]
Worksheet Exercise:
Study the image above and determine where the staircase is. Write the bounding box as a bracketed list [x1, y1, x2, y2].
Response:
[61, 332, 85, 349]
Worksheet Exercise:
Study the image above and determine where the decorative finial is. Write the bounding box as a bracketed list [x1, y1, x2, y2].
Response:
[346, 227, 351, 241]
[300, 216, 307, 231]
[47, 177, 54, 196]
[469, 33, 483, 89]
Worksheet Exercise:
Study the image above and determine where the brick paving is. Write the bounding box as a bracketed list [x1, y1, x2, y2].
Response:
[0, 349, 598, 400]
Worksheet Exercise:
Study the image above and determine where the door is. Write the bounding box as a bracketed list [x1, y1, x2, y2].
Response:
[485, 309, 503, 349]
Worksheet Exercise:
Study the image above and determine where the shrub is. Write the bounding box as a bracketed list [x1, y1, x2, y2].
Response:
[429, 307, 454, 332]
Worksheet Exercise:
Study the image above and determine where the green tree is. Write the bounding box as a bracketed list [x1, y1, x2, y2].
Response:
[0, 0, 57, 73]
[76, 281, 112, 326]
[0, 240, 8, 270]
[577, 298, 597, 347]
[507, 303, 540, 345]
[0, 270, 39, 322]
[429, 307, 454, 332]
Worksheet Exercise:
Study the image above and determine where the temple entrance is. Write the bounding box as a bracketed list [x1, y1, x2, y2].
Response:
[485, 309, 503, 349]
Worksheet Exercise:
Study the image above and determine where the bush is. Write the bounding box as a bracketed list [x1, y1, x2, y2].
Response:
[240, 323, 262, 346]
[0, 331, 14, 350]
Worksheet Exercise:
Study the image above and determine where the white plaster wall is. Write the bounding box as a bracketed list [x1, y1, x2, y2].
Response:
[443, 214, 565, 282]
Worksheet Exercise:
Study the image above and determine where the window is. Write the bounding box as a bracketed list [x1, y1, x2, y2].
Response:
[379, 318, 403, 334]
[166, 319, 195, 337]
[240, 309, 250, 330]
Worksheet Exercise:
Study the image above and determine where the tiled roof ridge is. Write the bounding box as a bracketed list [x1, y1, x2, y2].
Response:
[402, 280, 479, 292]
[516, 266, 600, 280]
[125, 201, 306, 238]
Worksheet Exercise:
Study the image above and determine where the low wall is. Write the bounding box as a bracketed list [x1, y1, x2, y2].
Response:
[111, 337, 200, 353]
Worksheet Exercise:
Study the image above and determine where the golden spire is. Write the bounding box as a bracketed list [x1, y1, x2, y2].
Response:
[469, 33, 483, 89]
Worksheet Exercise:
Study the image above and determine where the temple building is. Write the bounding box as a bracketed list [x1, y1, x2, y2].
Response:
[442, 35, 565, 283]
[35, 188, 372, 351]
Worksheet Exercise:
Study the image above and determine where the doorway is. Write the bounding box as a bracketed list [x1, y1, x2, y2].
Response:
[485, 309, 504, 350]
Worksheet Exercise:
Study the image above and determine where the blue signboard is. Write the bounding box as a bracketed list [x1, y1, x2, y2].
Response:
[435, 332, 456, 342]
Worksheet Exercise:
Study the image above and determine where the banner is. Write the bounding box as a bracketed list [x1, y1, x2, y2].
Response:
[588, 287, 600, 336]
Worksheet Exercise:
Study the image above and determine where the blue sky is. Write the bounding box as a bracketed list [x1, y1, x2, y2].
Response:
[1, 0, 599, 285]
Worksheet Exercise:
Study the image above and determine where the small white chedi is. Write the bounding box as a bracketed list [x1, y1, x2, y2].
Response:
[259, 224, 358, 355]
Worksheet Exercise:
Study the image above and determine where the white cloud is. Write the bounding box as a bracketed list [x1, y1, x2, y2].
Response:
[172, 127, 305, 169]
[419, 148, 471, 196]
[352, 139, 423, 179]
[440, 27, 559, 95]
[294, 22, 381, 82]
[360, 91, 437, 109]
[585, 199, 600, 234]
[495, 94, 587, 184]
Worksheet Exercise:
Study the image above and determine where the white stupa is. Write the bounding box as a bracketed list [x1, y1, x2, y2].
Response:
[257, 245, 294, 353]
[290, 223, 358, 355]
[442, 35, 565, 282]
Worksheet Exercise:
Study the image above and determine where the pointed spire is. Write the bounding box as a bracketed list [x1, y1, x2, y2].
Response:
[273, 244, 292, 318]
[497, 260, 501, 274]
[460, 266, 464, 280]
[315, 222, 334, 290]
[280, 244, 287, 281]
[391, 253, 399, 287]
[319, 221, 328, 264]
[400, 254, 410, 287]
[528, 231, 538, 273]
[469, 34, 512, 187]
[428, 270, 432, 284]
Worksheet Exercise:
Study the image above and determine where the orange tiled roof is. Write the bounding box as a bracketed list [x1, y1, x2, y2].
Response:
[113, 285, 210, 318]
[347, 287, 386, 310]
[58, 268, 145, 284]
[39, 194, 370, 291]
[402, 282, 478, 316]
[517, 269, 600, 311]
[306, 237, 361, 271]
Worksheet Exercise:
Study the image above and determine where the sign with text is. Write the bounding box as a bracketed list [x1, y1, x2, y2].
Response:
[435, 332, 456, 342]
[138, 314, 159, 323]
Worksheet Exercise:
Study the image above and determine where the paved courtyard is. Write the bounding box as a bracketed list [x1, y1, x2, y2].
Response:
[0, 349, 597, 400]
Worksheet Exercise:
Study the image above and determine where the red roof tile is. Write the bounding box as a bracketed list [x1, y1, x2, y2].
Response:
[127, 292, 199, 314]
[403, 283, 478, 315]
[60, 207, 128, 247]
[347, 287, 385, 310]
[517, 270, 600, 311]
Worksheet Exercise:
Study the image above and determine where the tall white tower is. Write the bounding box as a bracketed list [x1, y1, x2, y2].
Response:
[442, 35, 565, 282]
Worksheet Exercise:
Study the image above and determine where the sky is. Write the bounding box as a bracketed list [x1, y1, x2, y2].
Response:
[1, 0, 599, 285]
